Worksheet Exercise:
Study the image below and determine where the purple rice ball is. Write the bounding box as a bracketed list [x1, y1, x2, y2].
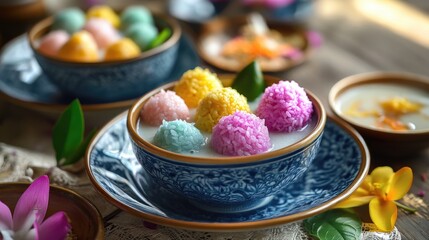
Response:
[211, 111, 271, 156]
[256, 80, 313, 132]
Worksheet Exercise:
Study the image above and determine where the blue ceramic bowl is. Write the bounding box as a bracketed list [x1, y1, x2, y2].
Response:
[28, 14, 181, 103]
[127, 77, 326, 213]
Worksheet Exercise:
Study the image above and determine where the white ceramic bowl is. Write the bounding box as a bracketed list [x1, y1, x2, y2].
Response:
[329, 72, 429, 157]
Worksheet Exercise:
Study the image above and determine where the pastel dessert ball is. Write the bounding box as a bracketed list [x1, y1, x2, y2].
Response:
[174, 67, 223, 108]
[52, 8, 86, 34]
[153, 120, 206, 154]
[104, 38, 141, 61]
[86, 5, 120, 28]
[195, 87, 250, 132]
[256, 80, 313, 132]
[57, 31, 99, 62]
[38, 30, 69, 57]
[121, 5, 153, 29]
[124, 22, 158, 50]
[83, 18, 121, 49]
[141, 90, 190, 126]
[211, 111, 271, 156]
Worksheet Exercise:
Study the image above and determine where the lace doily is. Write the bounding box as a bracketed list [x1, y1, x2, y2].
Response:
[0, 143, 401, 240]
[103, 214, 401, 240]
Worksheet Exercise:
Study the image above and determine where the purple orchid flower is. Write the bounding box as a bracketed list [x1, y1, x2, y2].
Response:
[0, 175, 70, 240]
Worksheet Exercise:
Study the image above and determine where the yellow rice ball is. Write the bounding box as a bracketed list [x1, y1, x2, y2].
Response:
[87, 5, 120, 28]
[174, 67, 223, 108]
[104, 38, 141, 61]
[195, 87, 250, 132]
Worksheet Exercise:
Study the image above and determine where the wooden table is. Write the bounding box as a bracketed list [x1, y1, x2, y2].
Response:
[0, 0, 428, 239]
[279, 1, 429, 239]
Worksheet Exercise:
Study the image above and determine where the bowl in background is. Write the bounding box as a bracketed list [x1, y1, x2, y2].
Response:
[329, 72, 429, 157]
[28, 13, 181, 103]
[0, 182, 104, 239]
[197, 15, 310, 72]
[127, 75, 326, 213]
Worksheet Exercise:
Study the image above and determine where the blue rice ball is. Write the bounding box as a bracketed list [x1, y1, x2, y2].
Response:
[52, 8, 86, 34]
[121, 6, 154, 29]
[153, 120, 206, 154]
[124, 22, 158, 50]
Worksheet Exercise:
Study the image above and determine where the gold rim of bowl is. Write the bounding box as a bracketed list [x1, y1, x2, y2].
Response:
[329, 71, 429, 140]
[28, 13, 182, 65]
[85, 112, 369, 231]
[126, 77, 327, 165]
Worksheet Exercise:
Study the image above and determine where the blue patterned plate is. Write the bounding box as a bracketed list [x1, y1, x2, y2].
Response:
[0, 35, 199, 112]
[86, 112, 369, 231]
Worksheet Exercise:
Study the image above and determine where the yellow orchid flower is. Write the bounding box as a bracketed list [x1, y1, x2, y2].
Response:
[334, 166, 413, 232]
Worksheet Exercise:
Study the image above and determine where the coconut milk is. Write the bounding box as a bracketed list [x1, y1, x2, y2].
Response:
[137, 96, 317, 158]
[336, 83, 429, 131]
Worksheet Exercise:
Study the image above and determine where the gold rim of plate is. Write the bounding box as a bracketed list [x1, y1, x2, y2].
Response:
[0, 88, 138, 113]
[85, 112, 370, 232]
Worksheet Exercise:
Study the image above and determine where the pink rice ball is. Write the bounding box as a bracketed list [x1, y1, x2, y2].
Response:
[211, 111, 271, 156]
[141, 90, 190, 126]
[256, 80, 313, 132]
[83, 18, 121, 49]
[38, 30, 70, 57]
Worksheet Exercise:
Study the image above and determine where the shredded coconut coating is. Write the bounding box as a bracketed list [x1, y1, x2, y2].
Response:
[141, 90, 190, 126]
[195, 87, 250, 132]
[256, 80, 313, 132]
[153, 120, 206, 153]
[211, 111, 271, 156]
[174, 67, 223, 108]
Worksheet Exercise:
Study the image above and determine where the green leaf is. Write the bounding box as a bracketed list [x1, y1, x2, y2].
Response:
[303, 209, 362, 240]
[231, 60, 265, 101]
[60, 128, 98, 166]
[146, 28, 172, 50]
[52, 99, 84, 163]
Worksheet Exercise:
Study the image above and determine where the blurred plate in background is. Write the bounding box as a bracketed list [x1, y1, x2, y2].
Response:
[197, 15, 311, 72]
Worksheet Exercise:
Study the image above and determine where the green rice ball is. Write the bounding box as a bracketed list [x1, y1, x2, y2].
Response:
[121, 6, 154, 29]
[124, 22, 158, 50]
[52, 8, 86, 34]
[153, 120, 206, 154]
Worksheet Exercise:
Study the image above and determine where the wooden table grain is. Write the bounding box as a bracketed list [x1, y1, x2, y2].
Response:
[0, 0, 428, 239]
[283, 1, 429, 239]
[201, 0, 429, 239]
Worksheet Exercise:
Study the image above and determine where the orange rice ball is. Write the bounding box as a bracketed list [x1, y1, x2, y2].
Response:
[174, 67, 223, 108]
[57, 30, 99, 62]
[104, 38, 141, 61]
